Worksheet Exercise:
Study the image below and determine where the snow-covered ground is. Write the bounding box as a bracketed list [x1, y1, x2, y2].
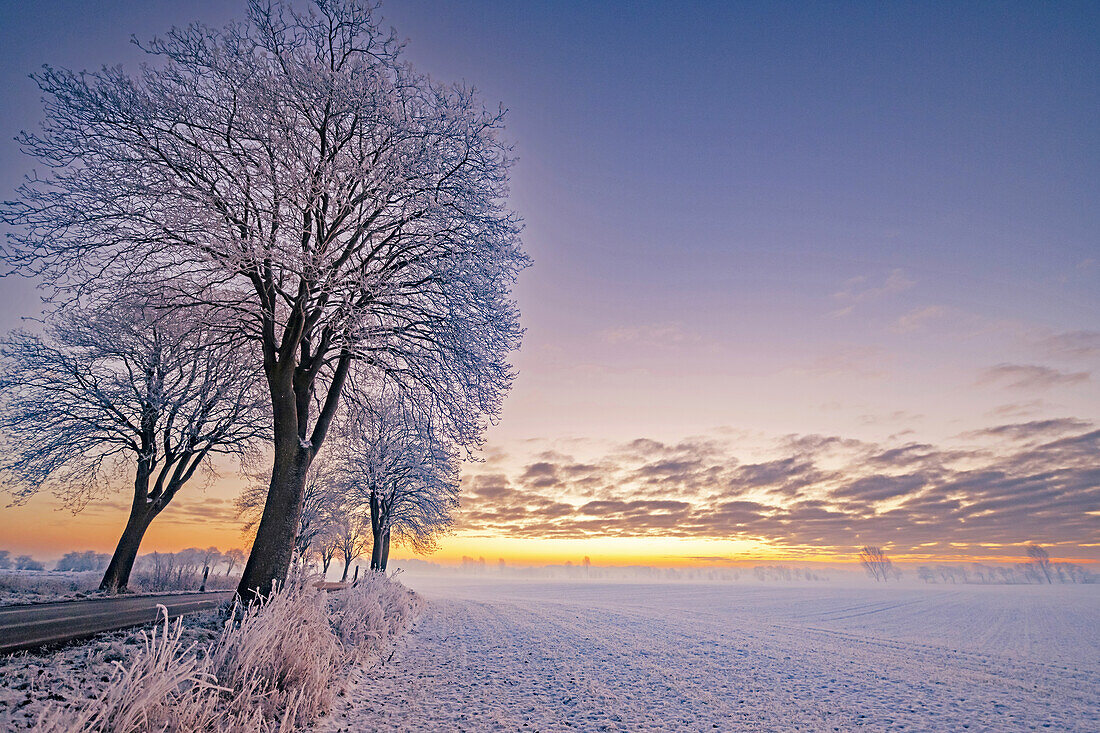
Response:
[319, 577, 1099, 732]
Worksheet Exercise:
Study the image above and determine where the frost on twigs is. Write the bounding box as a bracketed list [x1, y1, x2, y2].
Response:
[33, 575, 421, 732]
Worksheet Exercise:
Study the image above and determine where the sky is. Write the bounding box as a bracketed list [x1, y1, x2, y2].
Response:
[0, 1, 1097, 566]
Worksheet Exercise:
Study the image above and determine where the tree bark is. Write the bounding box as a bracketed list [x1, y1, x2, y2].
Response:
[379, 528, 391, 572]
[236, 442, 311, 599]
[340, 558, 351, 583]
[369, 489, 384, 570]
[236, 336, 352, 601]
[99, 466, 159, 593]
[370, 528, 383, 570]
[99, 503, 157, 592]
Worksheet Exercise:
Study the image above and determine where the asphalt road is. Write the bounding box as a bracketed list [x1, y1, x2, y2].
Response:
[0, 591, 236, 654]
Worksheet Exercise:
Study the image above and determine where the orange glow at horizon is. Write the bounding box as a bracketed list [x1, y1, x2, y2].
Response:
[4, 491, 1095, 569]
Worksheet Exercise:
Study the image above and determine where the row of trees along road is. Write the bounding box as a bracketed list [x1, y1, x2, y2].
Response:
[237, 394, 460, 583]
[0, 0, 527, 600]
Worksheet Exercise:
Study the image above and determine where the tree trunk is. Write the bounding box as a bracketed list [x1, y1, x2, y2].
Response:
[369, 490, 383, 571]
[99, 467, 158, 593]
[236, 442, 311, 600]
[370, 527, 383, 570]
[99, 502, 157, 592]
[379, 529, 391, 572]
[340, 558, 351, 583]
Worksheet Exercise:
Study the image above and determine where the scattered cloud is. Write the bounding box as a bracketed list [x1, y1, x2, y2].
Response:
[600, 322, 700, 347]
[1034, 330, 1100, 360]
[830, 269, 915, 317]
[455, 426, 1100, 557]
[978, 364, 1090, 390]
[891, 305, 949, 333]
[785, 345, 892, 378]
[964, 419, 1093, 442]
[986, 401, 1045, 419]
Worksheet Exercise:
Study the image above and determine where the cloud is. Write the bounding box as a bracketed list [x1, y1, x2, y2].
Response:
[1035, 330, 1100, 360]
[830, 269, 915, 317]
[455, 426, 1100, 557]
[965, 419, 1093, 442]
[986, 401, 1045, 419]
[600, 322, 700, 347]
[891, 305, 950, 333]
[978, 364, 1090, 390]
[784, 345, 892, 378]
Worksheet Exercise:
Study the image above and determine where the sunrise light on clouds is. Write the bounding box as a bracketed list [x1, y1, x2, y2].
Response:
[0, 1, 1096, 570]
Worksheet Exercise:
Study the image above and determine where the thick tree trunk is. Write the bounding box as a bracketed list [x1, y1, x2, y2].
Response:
[99, 467, 158, 593]
[379, 529, 391, 572]
[99, 503, 157, 592]
[340, 558, 351, 583]
[236, 443, 311, 599]
[370, 527, 384, 570]
[237, 342, 351, 601]
[369, 490, 383, 570]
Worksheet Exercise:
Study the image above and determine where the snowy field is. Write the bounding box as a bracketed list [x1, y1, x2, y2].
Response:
[320, 577, 1100, 732]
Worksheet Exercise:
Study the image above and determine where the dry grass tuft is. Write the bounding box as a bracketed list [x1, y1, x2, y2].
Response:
[35, 574, 420, 732]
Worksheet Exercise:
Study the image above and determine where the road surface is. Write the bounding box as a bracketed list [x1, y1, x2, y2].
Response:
[0, 591, 235, 654]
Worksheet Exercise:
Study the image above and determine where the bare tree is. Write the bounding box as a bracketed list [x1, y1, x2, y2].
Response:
[222, 548, 246, 577]
[1026, 544, 1053, 584]
[858, 546, 894, 582]
[0, 303, 269, 592]
[15, 555, 44, 571]
[332, 394, 460, 572]
[335, 508, 371, 582]
[237, 456, 342, 567]
[314, 530, 341, 577]
[2, 0, 528, 599]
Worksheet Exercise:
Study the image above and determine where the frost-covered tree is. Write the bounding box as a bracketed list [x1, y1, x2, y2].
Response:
[55, 551, 111, 572]
[858, 546, 895, 582]
[334, 507, 371, 582]
[333, 394, 460, 571]
[2, 0, 527, 599]
[1026, 544, 1053, 584]
[237, 454, 343, 566]
[15, 555, 45, 571]
[0, 303, 269, 592]
[223, 548, 246, 577]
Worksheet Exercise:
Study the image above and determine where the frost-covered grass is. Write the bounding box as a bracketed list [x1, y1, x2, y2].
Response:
[0, 570, 102, 606]
[0, 573, 420, 732]
[320, 577, 1100, 732]
[0, 568, 240, 608]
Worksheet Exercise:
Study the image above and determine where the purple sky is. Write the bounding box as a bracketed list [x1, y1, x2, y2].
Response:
[1, 1, 1097, 563]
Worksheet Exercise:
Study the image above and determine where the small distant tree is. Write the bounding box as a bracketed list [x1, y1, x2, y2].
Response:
[315, 532, 341, 577]
[330, 395, 460, 573]
[222, 548, 246, 577]
[0, 550, 11, 570]
[1026, 544, 1053, 584]
[15, 555, 45, 571]
[200, 547, 221, 574]
[335, 509, 371, 583]
[859, 546, 894, 582]
[55, 551, 111, 572]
